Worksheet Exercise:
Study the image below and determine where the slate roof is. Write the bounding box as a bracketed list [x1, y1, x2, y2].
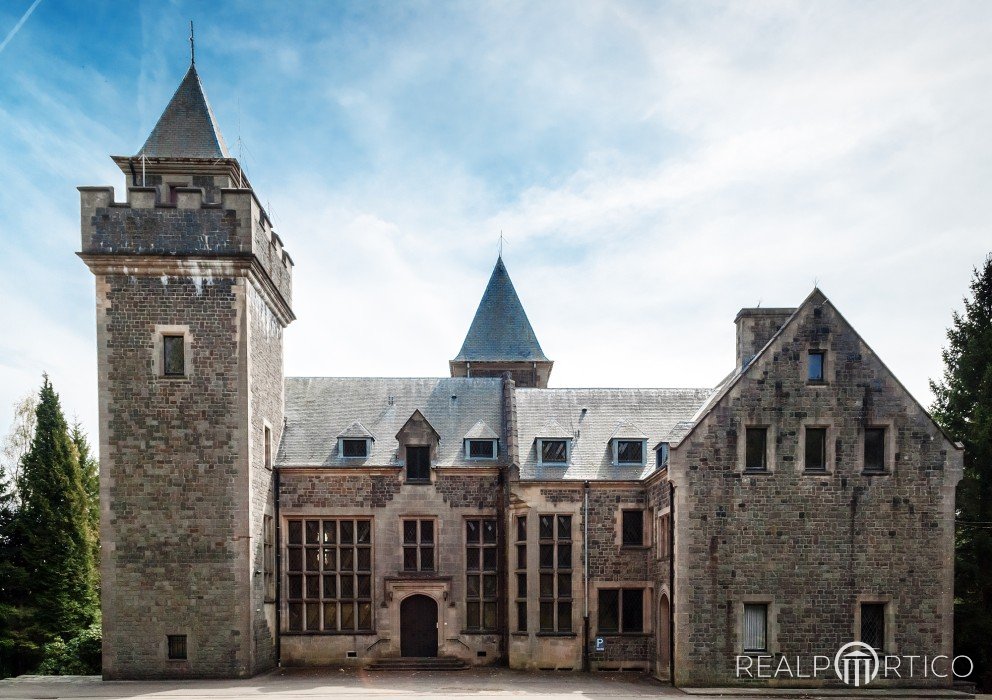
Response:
[137, 65, 231, 159]
[516, 387, 714, 481]
[277, 377, 504, 467]
[337, 421, 375, 440]
[453, 257, 549, 362]
[464, 420, 499, 440]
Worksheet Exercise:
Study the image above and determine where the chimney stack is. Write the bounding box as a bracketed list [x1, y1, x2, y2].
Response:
[734, 307, 795, 370]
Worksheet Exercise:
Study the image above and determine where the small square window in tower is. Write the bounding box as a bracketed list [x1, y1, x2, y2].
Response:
[808, 351, 825, 382]
[744, 427, 768, 472]
[406, 446, 431, 482]
[163, 335, 185, 376]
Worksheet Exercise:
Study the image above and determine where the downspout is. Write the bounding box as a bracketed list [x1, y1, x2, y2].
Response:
[274, 468, 282, 667]
[496, 465, 509, 664]
[669, 481, 676, 685]
[583, 480, 590, 672]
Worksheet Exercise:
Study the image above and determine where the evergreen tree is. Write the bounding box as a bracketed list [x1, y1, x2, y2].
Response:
[71, 422, 100, 574]
[16, 376, 98, 638]
[931, 253, 992, 691]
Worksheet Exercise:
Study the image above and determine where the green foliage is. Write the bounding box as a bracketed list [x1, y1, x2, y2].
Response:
[36, 624, 101, 676]
[931, 253, 992, 691]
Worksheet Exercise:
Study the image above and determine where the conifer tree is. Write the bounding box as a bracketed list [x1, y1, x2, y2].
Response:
[17, 376, 98, 638]
[931, 253, 992, 691]
[71, 422, 100, 571]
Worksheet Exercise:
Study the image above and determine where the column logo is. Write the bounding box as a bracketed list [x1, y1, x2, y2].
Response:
[834, 641, 880, 686]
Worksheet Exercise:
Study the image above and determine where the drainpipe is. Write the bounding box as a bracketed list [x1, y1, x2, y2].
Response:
[582, 480, 590, 672]
[274, 468, 282, 667]
[669, 482, 676, 685]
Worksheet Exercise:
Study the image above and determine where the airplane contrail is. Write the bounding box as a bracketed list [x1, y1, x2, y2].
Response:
[0, 0, 43, 56]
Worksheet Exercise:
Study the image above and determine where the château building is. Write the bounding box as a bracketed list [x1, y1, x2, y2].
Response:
[79, 60, 962, 685]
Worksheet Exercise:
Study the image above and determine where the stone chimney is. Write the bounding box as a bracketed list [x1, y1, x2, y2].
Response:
[735, 308, 796, 370]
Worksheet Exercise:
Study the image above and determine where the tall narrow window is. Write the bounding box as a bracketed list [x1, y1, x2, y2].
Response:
[167, 634, 187, 660]
[804, 428, 827, 472]
[743, 603, 768, 652]
[515, 515, 527, 633]
[864, 428, 886, 473]
[745, 427, 768, 472]
[621, 509, 644, 547]
[657, 513, 671, 559]
[808, 351, 825, 382]
[406, 446, 430, 481]
[466, 518, 498, 631]
[656, 442, 670, 469]
[861, 603, 886, 651]
[286, 518, 373, 632]
[538, 514, 572, 633]
[402, 519, 435, 572]
[163, 335, 185, 377]
[597, 588, 643, 633]
[263, 515, 275, 601]
[264, 426, 273, 470]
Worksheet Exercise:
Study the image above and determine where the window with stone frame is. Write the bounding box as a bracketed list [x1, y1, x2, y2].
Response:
[167, 634, 187, 660]
[804, 427, 827, 472]
[286, 518, 373, 632]
[538, 514, 572, 633]
[657, 513, 671, 560]
[264, 426, 273, 470]
[263, 515, 275, 601]
[597, 588, 643, 634]
[406, 445, 431, 481]
[863, 428, 886, 473]
[808, 350, 825, 382]
[162, 334, 185, 377]
[744, 427, 768, 472]
[515, 514, 527, 633]
[621, 509, 645, 547]
[743, 603, 768, 652]
[402, 519, 435, 572]
[466, 518, 498, 631]
[860, 602, 886, 651]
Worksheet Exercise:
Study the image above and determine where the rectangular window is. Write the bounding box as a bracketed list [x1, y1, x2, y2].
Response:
[286, 518, 373, 632]
[466, 518, 498, 631]
[743, 603, 768, 652]
[517, 601, 527, 633]
[808, 351, 825, 382]
[538, 514, 572, 633]
[804, 428, 827, 472]
[516, 514, 527, 632]
[657, 513, 670, 559]
[468, 439, 496, 459]
[264, 426, 273, 470]
[744, 427, 767, 472]
[656, 442, 670, 469]
[263, 515, 275, 601]
[597, 588, 643, 633]
[167, 634, 187, 660]
[864, 428, 886, 473]
[406, 446, 431, 481]
[540, 440, 568, 464]
[616, 440, 644, 465]
[402, 519, 435, 572]
[861, 603, 886, 651]
[621, 510, 644, 547]
[342, 439, 368, 458]
[163, 335, 185, 377]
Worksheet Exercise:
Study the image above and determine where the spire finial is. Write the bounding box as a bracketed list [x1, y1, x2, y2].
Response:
[189, 20, 195, 66]
[498, 230, 507, 258]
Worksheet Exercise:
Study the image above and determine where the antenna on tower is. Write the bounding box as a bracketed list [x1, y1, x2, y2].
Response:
[498, 230, 508, 258]
[189, 20, 195, 66]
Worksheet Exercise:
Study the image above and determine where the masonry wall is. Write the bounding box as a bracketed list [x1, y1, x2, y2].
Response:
[670, 294, 962, 687]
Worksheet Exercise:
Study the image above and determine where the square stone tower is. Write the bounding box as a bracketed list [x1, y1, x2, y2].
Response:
[78, 62, 294, 678]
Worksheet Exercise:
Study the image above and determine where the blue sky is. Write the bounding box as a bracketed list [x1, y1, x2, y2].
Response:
[1, 1, 991, 446]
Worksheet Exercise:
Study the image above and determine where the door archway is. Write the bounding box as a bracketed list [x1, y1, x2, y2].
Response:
[657, 593, 671, 679]
[400, 595, 438, 658]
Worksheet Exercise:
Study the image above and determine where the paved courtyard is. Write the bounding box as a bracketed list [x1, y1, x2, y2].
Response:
[0, 668, 983, 700]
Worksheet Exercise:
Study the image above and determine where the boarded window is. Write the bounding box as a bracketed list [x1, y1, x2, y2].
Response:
[468, 439, 496, 459]
[263, 515, 275, 601]
[745, 428, 767, 472]
[342, 439, 368, 458]
[466, 518, 498, 631]
[163, 335, 185, 376]
[538, 514, 572, 632]
[598, 588, 643, 633]
[167, 634, 187, 660]
[286, 518, 373, 632]
[617, 440, 643, 464]
[864, 428, 886, 472]
[861, 603, 886, 651]
[808, 351, 825, 381]
[622, 510, 644, 547]
[743, 603, 768, 652]
[406, 446, 430, 481]
[805, 428, 827, 472]
[541, 440, 567, 464]
[402, 519, 435, 572]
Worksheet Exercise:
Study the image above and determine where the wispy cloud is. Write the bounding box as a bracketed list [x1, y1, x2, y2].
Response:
[0, 0, 41, 55]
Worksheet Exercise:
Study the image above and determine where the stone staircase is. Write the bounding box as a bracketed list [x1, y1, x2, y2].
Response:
[364, 656, 469, 671]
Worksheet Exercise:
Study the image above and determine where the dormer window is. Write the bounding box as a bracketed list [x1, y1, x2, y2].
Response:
[539, 439, 569, 465]
[655, 442, 670, 469]
[609, 420, 647, 467]
[340, 439, 369, 458]
[466, 439, 497, 460]
[615, 440, 645, 465]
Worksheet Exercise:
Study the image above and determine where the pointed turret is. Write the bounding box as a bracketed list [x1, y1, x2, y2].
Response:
[450, 257, 553, 388]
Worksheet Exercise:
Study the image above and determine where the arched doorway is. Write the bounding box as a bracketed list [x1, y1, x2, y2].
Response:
[657, 593, 671, 680]
[400, 595, 438, 658]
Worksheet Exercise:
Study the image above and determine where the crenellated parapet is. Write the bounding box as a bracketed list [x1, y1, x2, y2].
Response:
[79, 184, 293, 323]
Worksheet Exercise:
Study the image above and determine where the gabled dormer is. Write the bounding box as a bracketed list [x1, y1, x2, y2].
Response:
[536, 419, 572, 466]
[610, 419, 647, 467]
[396, 410, 440, 483]
[463, 420, 499, 460]
[337, 421, 374, 459]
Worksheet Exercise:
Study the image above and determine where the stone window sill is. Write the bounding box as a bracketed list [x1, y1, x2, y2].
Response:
[282, 630, 377, 636]
[595, 632, 650, 638]
[536, 631, 577, 638]
[460, 629, 499, 635]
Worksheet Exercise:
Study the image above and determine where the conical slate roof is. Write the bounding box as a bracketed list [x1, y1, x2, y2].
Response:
[137, 64, 230, 159]
[454, 257, 549, 363]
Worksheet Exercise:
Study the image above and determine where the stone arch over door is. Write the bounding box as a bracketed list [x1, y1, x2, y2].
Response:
[657, 592, 671, 680]
[400, 594, 438, 658]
